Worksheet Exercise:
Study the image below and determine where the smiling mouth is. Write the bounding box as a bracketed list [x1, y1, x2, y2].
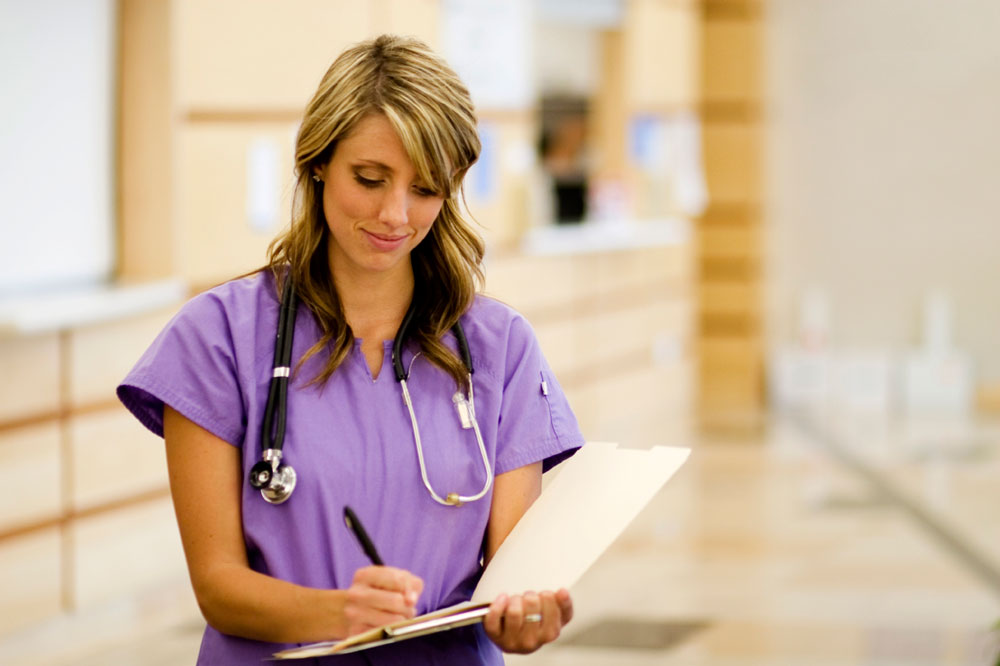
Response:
[366, 231, 407, 242]
[363, 230, 409, 250]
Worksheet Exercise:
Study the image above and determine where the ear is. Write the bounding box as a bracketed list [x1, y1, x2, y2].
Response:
[312, 164, 325, 182]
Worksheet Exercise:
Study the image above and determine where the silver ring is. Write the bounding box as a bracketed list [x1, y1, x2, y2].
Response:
[524, 613, 542, 623]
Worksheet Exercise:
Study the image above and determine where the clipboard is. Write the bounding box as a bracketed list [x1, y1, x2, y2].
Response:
[272, 601, 491, 659]
[273, 442, 690, 659]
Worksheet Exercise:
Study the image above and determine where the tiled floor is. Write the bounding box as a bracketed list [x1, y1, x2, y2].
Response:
[3, 417, 999, 665]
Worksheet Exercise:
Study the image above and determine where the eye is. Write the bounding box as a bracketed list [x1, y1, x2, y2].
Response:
[354, 174, 383, 188]
[412, 185, 440, 198]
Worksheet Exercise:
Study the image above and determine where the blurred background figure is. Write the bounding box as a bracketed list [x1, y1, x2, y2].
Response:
[538, 97, 591, 224]
[1, 0, 999, 664]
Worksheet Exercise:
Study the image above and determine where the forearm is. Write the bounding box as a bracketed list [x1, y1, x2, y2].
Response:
[164, 407, 419, 644]
[191, 561, 348, 644]
[164, 408, 348, 644]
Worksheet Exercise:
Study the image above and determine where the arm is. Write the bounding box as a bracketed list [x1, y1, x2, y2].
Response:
[163, 406, 422, 643]
[483, 461, 541, 567]
[481, 462, 574, 653]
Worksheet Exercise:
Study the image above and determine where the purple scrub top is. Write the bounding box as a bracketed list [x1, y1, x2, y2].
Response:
[117, 271, 583, 665]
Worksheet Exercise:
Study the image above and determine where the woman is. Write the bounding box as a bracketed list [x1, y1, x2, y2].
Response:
[118, 35, 583, 664]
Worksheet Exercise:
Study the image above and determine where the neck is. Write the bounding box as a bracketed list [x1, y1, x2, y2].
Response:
[332, 260, 414, 340]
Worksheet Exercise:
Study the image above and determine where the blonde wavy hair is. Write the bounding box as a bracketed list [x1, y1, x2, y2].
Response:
[265, 34, 484, 387]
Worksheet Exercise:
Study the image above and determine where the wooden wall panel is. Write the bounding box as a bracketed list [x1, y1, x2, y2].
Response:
[118, 0, 174, 281]
[69, 410, 167, 511]
[624, 0, 701, 110]
[591, 30, 628, 179]
[0, 529, 62, 635]
[648, 296, 694, 336]
[701, 123, 762, 203]
[465, 113, 537, 249]
[697, 0, 766, 427]
[591, 247, 683, 296]
[0, 423, 61, 531]
[698, 337, 763, 406]
[0, 333, 60, 424]
[577, 306, 654, 369]
[70, 498, 186, 609]
[483, 253, 581, 314]
[572, 363, 693, 448]
[533, 318, 581, 381]
[700, 282, 760, 314]
[371, 0, 441, 46]
[173, 0, 368, 111]
[700, 226, 759, 256]
[702, 12, 762, 102]
[176, 123, 298, 286]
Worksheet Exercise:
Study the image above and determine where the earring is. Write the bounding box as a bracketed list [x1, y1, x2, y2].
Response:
[312, 174, 322, 183]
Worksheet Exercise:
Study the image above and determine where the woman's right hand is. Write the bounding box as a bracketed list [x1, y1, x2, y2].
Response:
[342, 566, 424, 636]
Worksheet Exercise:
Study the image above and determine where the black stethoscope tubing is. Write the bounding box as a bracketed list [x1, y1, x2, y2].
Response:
[250, 276, 480, 504]
[261, 276, 298, 456]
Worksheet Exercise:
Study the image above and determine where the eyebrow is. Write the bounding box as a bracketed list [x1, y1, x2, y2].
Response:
[352, 160, 394, 172]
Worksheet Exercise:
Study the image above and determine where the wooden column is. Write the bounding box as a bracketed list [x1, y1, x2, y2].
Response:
[696, 0, 765, 432]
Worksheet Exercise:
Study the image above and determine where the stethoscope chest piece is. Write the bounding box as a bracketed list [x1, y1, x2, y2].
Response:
[249, 449, 297, 504]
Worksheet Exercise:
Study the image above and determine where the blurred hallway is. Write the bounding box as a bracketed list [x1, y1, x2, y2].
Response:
[4, 419, 998, 665]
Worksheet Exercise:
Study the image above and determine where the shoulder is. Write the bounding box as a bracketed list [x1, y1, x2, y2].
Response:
[151, 271, 282, 377]
[116, 272, 277, 443]
[183, 271, 277, 321]
[462, 294, 534, 343]
[172, 272, 279, 341]
[460, 295, 541, 379]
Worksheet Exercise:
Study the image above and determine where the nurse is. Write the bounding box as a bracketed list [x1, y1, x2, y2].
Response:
[117, 34, 584, 664]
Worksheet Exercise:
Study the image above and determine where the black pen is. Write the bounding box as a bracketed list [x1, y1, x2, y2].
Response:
[343, 505, 384, 566]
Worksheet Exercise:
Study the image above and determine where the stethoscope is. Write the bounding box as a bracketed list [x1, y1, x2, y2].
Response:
[248, 278, 494, 507]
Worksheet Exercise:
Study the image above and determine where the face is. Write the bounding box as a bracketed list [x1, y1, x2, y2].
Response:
[316, 113, 445, 284]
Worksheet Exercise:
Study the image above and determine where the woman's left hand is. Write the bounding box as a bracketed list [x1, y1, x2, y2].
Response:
[483, 588, 573, 654]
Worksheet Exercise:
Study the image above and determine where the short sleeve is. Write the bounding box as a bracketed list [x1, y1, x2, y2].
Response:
[116, 291, 247, 446]
[493, 314, 584, 475]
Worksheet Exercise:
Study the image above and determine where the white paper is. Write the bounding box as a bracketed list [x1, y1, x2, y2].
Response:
[472, 442, 690, 602]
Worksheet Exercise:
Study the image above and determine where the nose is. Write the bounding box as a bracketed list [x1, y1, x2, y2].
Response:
[378, 185, 410, 228]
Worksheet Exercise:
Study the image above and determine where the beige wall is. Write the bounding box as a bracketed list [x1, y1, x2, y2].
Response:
[765, 0, 1000, 385]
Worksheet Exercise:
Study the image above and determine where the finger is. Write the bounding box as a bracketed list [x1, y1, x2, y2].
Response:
[503, 593, 525, 638]
[353, 566, 423, 611]
[555, 588, 574, 625]
[345, 605, 414, 634]
[354, 565, 422, 594]
[346, 585, 417, 617]
[538, 591, 561, 642]
[521, 591, 542, 628]
[405, 576, 424, 605]
[483, 594, 508, 637]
